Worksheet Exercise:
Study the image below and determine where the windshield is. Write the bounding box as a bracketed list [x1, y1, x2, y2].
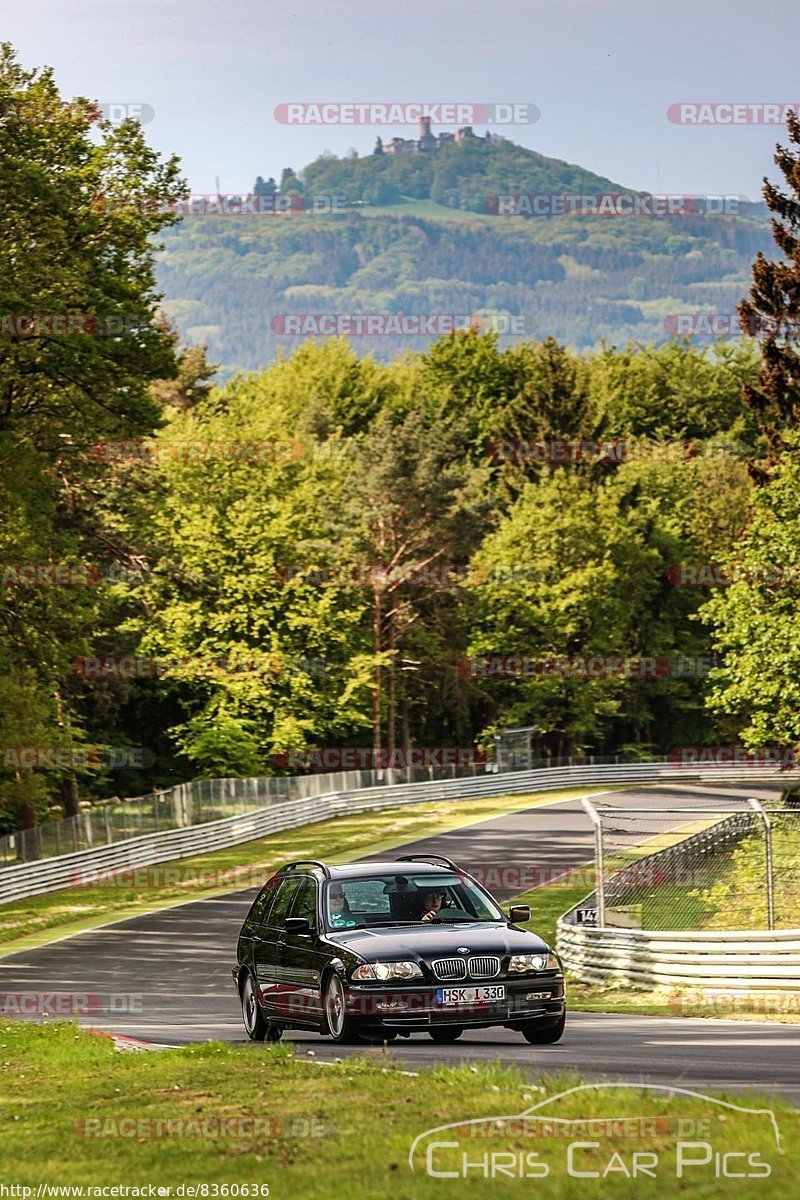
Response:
[324, 872, 505, 930]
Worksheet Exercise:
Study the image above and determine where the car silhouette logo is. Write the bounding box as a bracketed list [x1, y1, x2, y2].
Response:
[457, 947, 470, 954]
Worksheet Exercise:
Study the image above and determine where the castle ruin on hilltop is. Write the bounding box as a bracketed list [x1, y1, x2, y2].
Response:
[376, 116, 495, 156]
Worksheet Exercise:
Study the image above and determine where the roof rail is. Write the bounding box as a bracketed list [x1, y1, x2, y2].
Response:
[283, 859, 332, 879]
[396, 853, 459, 871]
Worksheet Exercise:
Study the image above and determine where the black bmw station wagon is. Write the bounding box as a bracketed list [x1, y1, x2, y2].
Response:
[232, 855, 566, 1044]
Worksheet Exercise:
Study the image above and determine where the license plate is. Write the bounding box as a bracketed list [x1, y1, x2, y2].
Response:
[436, 985, 506, 1005]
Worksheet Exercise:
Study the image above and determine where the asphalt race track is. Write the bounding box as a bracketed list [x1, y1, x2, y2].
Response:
[2, 780, 797, 1102]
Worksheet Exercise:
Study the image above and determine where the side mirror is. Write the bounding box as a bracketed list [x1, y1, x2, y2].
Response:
[284, 916, 312, 935]
[508, 905, 530, 923]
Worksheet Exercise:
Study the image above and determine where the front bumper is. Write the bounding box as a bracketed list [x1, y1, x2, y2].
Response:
[344, 976, 565, 1030]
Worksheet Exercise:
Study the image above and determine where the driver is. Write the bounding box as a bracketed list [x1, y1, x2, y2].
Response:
[420, 890, 445, 922]
[328, 885, 353, 927]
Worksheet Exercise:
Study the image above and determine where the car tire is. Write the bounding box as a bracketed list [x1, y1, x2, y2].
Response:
[323, 972, 361, 1043]
[241, 973, 268, 1041]
[429, 1027, 464, 1043]
[520, 1012, 566, 1044]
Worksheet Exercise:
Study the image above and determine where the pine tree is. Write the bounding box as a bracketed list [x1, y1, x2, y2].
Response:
[739, 112, 800, 467]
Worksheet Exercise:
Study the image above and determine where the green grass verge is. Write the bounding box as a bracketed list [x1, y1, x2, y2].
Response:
[0, 1021, 795, 1195]
[0, 787, 614, 955]
[695, 821, 800, 930]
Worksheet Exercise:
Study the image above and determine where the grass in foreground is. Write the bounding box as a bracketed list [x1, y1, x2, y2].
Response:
[0, 1021, 795, 1197]
[0, 787, 609, 953]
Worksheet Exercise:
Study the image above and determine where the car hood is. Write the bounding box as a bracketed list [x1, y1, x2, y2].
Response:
[326, 922, 549, 961]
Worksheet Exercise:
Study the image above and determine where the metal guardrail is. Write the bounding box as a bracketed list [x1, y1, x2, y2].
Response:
[556, 923, 800, 991]
[0, 760, 788, 906]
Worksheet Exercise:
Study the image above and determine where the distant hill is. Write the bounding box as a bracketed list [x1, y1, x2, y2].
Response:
[155, 136, 772, 377]
[300, 133, 627, 211]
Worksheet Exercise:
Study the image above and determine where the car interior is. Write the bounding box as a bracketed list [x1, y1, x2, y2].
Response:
[327, 874, 482, 926]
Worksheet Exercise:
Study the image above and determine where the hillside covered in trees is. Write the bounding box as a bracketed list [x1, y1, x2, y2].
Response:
[156, 136, 773, 377]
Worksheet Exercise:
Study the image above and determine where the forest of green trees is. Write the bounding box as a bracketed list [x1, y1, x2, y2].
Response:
[3, 44, 800, 836]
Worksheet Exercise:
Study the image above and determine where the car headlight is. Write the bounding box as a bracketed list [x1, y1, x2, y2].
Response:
[351, 961, 423, 981]
[508, 951, 560, 973]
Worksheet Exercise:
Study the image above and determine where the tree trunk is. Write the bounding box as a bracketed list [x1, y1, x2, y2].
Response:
[15, 772, 40, 862]
[59, 774, 80, 818]
[387, 607, 396, 764]
[372, 586, 382, 769]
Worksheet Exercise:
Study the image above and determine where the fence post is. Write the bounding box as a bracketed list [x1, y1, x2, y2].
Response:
[581, 796, 605, 927]
[748, 798, 774, 930]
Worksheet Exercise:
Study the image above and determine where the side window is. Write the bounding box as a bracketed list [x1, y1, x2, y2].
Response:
[265, 878, 300, 927]
[290, 878, 318, 928]
[247, 877, 280, 927]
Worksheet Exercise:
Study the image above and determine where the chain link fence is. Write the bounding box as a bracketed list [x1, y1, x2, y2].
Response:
[0, 761, 493, 867]
[573, 794, 800, 932]
[0, 749, 664, 868]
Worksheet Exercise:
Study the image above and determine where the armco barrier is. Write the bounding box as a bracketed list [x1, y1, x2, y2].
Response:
[556, 922, 800, 991]
[0, 761, 788, 906]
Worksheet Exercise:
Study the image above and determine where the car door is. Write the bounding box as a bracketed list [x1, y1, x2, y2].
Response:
[253, 876, 299, 1015]
[276, 875, 324, 1025]
[237, 878, 279, 967]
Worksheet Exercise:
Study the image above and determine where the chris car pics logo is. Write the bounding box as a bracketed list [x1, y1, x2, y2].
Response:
[409, 1083, 780, 1181]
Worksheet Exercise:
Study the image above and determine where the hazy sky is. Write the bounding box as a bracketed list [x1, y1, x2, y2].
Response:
[5, 0, 798, 197]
